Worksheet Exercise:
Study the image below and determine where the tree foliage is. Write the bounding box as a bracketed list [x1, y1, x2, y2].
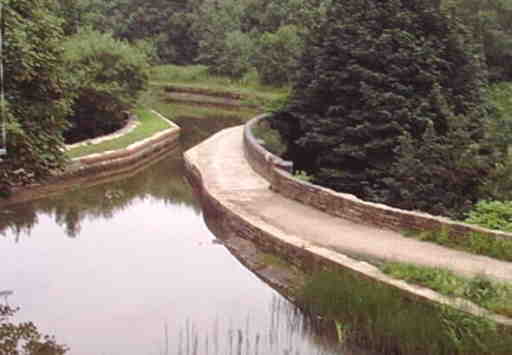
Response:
[270, 0, 496, 216]
[444, 0, 512, 82]
[61, 30, 150, 143]
[0, 0, 73, 195]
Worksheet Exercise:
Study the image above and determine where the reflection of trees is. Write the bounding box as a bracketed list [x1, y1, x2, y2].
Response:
[0, 106, 247, 239]
[0, 152, 199, 239]
[0, 204, 39, 241]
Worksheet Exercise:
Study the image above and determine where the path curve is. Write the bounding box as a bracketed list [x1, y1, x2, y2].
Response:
[185, 125, 512, 283]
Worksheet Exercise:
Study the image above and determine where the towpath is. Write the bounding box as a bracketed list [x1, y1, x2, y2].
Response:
[185, 126, 512, 283]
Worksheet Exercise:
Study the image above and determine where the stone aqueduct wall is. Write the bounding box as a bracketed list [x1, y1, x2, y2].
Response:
[244, 115, 512, 242]
[185, 137, 512, 330]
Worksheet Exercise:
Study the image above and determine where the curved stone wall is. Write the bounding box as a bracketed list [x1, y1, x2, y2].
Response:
[0, 111, 180, 207]
[244, 115, 293, 182]
[184, 137, 512, 330]
[244, 115, 512, 242]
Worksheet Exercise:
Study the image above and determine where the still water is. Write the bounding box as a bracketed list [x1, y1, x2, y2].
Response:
[0, 116, 368, 355]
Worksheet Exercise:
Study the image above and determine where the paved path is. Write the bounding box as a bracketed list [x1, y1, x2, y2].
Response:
[186, 126, 512, 283]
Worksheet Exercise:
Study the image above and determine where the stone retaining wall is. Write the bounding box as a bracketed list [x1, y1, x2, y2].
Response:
[244, 115, 512, 242]
[184, 146, 512, 330]
[0, 111, 180, 207]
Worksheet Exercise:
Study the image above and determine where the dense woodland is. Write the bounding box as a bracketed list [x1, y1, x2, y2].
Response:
[1, 0, 512, 212]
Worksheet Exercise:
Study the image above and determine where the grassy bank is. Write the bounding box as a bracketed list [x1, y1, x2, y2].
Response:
[381, 262, 512, 317]
[67, 109, 172, 159]
[149, 65, 289, 102]
[297, 270, 512, 355]
[401, 228, 512, 263]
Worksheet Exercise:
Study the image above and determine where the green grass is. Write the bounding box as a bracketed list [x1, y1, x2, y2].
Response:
[149, 64, 289, 102]
[381, 262, 512, 318]
[169, 103, 259, 121]
[67, 108, 172, 159]
[401, 227, 512, 263]
[297, 270, 512, 355]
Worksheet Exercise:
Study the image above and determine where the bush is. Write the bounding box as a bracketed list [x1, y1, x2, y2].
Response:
[253, 25, 303, 86]
[62, 30, 149, 143]
[465, 200, 512, 232]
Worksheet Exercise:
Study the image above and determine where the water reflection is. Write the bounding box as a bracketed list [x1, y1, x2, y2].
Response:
[0, 152, 198, 239]
[0, 112, 371, 355]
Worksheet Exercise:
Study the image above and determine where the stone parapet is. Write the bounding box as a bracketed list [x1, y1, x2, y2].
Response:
[244, 115, 512, 242]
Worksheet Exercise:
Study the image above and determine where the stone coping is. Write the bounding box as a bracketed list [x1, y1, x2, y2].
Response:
[244, 115, 293, 181]
[244, 115, 512, 242]
[183, 130, 512, 331]
[0, 110, 180, 207]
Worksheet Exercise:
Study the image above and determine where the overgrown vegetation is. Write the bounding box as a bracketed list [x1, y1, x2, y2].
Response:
[381, 262, 512, 317]
[297, 271, 512, 355]
[401, 228, 512, 262]
[465, 200, 512, 232]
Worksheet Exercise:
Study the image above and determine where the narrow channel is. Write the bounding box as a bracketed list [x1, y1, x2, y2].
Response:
[0, 115, 371, 355]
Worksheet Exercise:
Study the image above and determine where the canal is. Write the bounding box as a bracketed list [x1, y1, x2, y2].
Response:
[0, 115, 370, 355]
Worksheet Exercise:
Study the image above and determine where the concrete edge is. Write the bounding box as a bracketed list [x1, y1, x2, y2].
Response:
[183, 138, 512, 329]
[244, 115, 512, 241]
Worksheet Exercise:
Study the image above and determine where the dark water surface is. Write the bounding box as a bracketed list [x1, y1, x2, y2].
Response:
[0, 116, 369, 355]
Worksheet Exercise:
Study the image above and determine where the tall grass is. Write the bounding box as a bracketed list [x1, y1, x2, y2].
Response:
[174, 297, 345, 355]
[297, 271, 512, 355]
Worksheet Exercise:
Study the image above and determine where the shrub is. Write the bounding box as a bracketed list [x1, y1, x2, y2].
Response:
[253, 25, 303, 86]
[465, 200, 512, 232]
[62, 30, 149, 143]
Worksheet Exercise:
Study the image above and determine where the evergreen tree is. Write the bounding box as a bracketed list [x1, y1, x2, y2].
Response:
[271, 0, 496, 216]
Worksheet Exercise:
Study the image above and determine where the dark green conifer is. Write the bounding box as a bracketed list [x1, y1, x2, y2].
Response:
[271, 0, 495, 216]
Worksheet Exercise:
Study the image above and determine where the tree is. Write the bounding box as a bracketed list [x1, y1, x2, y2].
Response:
[0, 0, 74, 196]
[61, 30, 149, 143]
[443, 0, 512, 82]
[270, 0, 496, 216]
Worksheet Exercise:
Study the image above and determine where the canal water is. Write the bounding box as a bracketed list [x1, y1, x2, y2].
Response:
[0, 116, 369, 355]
